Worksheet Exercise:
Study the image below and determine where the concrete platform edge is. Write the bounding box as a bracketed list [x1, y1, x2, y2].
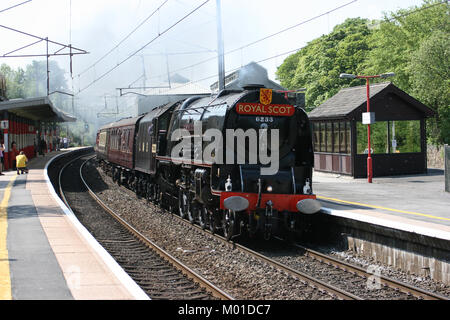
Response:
[321, 207, 450, 284]
[45, 151, 150, 300]
[322, 207, 450, 241]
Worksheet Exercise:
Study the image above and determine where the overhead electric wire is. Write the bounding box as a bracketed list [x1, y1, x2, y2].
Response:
[0, 24, 87, 54]
[145, 0, 449, 95]
[81, 0, 357, 96]
[78, 0, 210, 94]
[143, 0, 445, 87]
[144, 0, 358, 84]
[0, 0, 32, 14]
[77, 0, 170, 77]
[152, 45, 307, 95]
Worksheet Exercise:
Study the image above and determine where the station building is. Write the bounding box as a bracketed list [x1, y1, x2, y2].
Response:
[0, 84, 75, 170]
[308, 82, 436, 178]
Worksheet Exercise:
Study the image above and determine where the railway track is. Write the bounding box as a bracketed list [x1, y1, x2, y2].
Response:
[289, 243, 449, 301]
[79, 155, 449, 300]
[175, 209, 449, 300]
[58, 153, 234, 300]
[169, 213, 360, 300]
[172, 209, 448, 300]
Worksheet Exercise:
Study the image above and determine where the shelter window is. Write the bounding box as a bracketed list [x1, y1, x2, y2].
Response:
[319, 123, 325, 152]
[326, 123, 332, 153]
[356, 120, 421, 154]
[338, 122, 351, 154]
[312, 123, 319, 152]
[312, 121, 351, 154]
[345, 122, 351, 154]
[333, 123, 339, 153]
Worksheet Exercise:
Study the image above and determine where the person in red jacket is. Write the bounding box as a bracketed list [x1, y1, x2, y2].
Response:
[0, 140, 5, 175]
[10, 141, 19, 171]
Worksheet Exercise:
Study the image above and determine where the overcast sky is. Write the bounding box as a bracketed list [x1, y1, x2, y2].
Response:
[0, 0, 425, 105]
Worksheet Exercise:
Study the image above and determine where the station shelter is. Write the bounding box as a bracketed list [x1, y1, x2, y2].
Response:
[308, 82, 436, 178]
[0, 96, 75, 170]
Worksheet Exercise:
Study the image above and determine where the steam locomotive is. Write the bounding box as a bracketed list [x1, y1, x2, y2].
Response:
[95, 85, 321, 240]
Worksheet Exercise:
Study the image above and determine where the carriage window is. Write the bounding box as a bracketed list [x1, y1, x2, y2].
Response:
[127, 130, 131, 152]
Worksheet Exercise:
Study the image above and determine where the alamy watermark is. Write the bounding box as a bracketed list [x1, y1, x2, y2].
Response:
[366, 265, 382, 290]
[171, 120, 280, 175]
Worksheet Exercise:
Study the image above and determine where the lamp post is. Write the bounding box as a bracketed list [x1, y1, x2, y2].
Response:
[339, 72, 395, 183]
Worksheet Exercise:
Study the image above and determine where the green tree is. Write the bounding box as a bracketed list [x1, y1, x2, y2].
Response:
[0, 60, 68, 99]
[276, 18, 372, 109]
[0, 64, 26, 99]
[277, 0, 449, 144]
[362, 0, 449, 143]
[409, 30, 450, 144]
[362, 0, 448, 92]
[23, 60, 68, 98]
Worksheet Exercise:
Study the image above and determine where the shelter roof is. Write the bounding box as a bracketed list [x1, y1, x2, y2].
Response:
[0, 96, 76, 122]
[308, 82, 435, 121]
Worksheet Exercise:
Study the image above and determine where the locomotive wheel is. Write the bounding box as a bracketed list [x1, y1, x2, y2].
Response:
[198, 206, 208, 230]
[117, 169, 122, 186]
[178, 189, 188, 219]
[222, 209, 236, 241]
[188, 204, 196, 224]
[208, 210, 217, 234]
[148, 183, 159, 204]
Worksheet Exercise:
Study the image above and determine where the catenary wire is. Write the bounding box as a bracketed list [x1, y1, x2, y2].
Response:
[77, 0, 210, 94]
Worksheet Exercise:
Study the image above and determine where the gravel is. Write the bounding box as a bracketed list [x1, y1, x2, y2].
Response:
[83, 160, 333, 300]
[83, 159, 450, 300]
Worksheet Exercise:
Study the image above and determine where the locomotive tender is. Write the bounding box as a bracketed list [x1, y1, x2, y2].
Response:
[95, 85, 321, 240]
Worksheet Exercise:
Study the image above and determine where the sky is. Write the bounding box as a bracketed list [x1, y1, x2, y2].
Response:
[0, 0, 427, 117]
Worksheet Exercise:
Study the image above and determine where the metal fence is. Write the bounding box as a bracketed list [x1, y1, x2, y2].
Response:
[445, 144, 450, 192]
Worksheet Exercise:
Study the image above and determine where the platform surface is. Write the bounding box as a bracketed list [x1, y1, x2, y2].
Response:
[313, 169, 450, 238]
[0, 150, 148, 300]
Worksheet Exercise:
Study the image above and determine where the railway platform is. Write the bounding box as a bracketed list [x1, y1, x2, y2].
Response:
[0, 149, 149, 300]
[313, 169, 450, 238]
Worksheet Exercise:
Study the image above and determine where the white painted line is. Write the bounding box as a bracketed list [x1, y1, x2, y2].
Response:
[322, 207, 450, 241]
[44, 151, 150, 300]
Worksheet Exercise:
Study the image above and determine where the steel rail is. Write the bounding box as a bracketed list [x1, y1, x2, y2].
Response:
[77, 155, 234, 301]
[291, 243, 449, 301]
[84, 156, 449, 301]
[168, 212, 360, 300]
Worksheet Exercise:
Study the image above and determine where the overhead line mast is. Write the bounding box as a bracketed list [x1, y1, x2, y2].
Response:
[216, 0, 225, 91]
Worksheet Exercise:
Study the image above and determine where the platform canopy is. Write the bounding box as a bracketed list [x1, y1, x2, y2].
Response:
[0, 96, 76, 122]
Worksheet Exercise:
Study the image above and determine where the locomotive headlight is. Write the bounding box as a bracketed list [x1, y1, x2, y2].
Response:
[296, 199, 321, 214]
[224, 196, 249, 212]
[266, 185, 273, 192]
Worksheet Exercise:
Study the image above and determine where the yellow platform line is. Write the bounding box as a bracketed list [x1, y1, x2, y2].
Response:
[317, 195, 450, 222]
[0, 175, 17, 300]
